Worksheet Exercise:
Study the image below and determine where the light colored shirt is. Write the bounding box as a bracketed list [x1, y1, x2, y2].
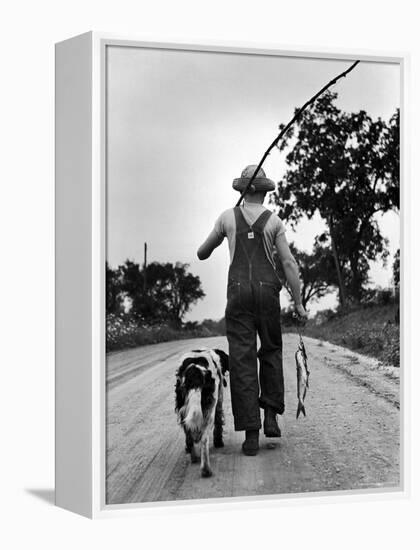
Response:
[214, 203, 286, 268]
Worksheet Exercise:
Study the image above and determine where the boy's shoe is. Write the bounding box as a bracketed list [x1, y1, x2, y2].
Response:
[263, 406, 281, 437]
[242, 429, 260, 456]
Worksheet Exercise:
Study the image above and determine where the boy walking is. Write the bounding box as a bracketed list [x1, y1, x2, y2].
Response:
[197, 165, 307, 455]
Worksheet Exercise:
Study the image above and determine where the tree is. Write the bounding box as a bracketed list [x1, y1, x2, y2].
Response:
[106, 262, 123, 315]
[393, 249, 400, 289]
[118, 260, 160, 322]
[118, 260, 205, 326]
[274, 240, 337, 309]
[392, 248, 400, 324]
[271, 91, 399, 305]
[158, 262, 205, 327]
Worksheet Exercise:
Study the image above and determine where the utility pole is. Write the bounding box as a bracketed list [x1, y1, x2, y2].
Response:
[143, 242, 148, 293]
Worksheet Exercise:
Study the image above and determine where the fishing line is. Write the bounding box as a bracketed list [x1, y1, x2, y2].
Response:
[292, 311, 306, 347]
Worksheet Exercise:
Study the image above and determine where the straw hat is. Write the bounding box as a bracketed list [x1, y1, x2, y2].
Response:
[232, 164, 275, 193]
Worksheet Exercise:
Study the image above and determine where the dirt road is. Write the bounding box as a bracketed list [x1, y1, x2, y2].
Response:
[106, 335, 400, 504]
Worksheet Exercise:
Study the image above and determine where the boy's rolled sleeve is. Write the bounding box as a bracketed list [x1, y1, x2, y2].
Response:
[274, 217, 286, 249]
[214, 212, 226, 239]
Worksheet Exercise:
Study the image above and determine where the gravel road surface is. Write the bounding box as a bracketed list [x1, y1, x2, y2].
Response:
[106, 335, 400, 504]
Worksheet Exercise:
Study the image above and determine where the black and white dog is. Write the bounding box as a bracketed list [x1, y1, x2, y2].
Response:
[175, 348, 229, 478]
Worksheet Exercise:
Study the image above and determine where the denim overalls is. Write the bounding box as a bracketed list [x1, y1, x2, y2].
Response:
[225, 207, 284, 431]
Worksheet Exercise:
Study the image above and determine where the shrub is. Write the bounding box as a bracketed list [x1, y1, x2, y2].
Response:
[106, 313, 226, 352]
[361, 286, 395, 307]
[376, 288, 393, 305]
[281, 306, 297, 327]
[286, 303, 399, 367]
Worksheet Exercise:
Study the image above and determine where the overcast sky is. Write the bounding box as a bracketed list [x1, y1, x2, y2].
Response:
[106, 46, 400, 321]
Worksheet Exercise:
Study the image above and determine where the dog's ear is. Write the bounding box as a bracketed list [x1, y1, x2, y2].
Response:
[214, 349, 229, 387]
[175, 361, 193, 412]
[214, 349, 229, 374]
[175, 376, 186, 412]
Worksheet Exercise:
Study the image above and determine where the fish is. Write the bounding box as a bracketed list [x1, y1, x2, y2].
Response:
[295, 334, 310, 419]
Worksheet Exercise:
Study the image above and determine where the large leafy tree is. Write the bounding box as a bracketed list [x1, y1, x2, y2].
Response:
[118, 260, 164, 323]
[117, 260, 205, 326]
[161, 262, 206, 326]
[271, 91, 399, 305]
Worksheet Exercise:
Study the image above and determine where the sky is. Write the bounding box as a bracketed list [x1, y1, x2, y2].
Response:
[106, 46, 400, 321]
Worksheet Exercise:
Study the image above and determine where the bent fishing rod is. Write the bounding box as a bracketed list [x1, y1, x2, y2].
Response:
[235, 60, 360, 207]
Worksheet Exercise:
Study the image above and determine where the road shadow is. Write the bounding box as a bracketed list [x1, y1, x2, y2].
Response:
[25, 488, 55, 505]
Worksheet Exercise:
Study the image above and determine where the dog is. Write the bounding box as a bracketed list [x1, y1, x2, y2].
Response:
[175, 348, 229, 478]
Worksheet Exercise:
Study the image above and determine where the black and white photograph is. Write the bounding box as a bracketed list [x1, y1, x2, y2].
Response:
[104, 45, 400, 505]
[6, 0, 420, 543]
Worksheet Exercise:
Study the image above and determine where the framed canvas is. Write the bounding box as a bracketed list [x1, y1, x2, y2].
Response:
[55, 32, 409, 518]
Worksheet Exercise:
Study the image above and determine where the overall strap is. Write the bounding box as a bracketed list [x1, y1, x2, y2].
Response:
[233, 207, 250, 233]
[251, 210, 272, 233]
[234, 207, 272, 233]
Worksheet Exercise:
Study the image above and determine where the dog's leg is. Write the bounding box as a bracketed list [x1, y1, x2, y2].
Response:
[184, 428, 193, 454]
[213, 398, 224, 448]
[200, 434, 212, 478]
[213, 383, 225, 448]
[201, 408, 215, 477]
[191, 441, 200, 464]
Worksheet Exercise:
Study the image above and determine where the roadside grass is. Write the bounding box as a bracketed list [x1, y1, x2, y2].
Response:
[106, 313, 223, 352]
[107, 304, 400, 367]
[284, 304, 400, 367]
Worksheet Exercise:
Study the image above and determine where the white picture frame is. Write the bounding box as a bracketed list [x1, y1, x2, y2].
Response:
[55, 32, 409, 518]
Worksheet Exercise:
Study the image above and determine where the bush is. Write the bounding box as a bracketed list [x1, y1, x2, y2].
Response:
[200, 318, 226, 335]
[106, 313, 181, 351]
[376, 288, 393, 305]
[290, 303, 399, 367]
[361, 286, 395, 307]
[106, 313, 226, 352]
[281, 306, 297, 327]
[314, 308, 337, 325]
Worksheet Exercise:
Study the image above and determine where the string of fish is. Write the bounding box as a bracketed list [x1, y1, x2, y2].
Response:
[293, 314, 310, 419]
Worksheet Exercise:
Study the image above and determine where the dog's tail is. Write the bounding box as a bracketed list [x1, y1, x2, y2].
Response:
[183, 389, 203, 440]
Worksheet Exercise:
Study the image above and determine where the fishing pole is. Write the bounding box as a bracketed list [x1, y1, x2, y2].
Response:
[235, 59, 360, 207]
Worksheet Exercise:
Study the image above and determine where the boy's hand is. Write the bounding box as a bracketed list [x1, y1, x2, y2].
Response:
[294, 304, 308, 321]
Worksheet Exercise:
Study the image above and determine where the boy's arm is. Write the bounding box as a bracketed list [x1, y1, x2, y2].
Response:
[275, 232, 308, 318]
[197, 228, 224, 260]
